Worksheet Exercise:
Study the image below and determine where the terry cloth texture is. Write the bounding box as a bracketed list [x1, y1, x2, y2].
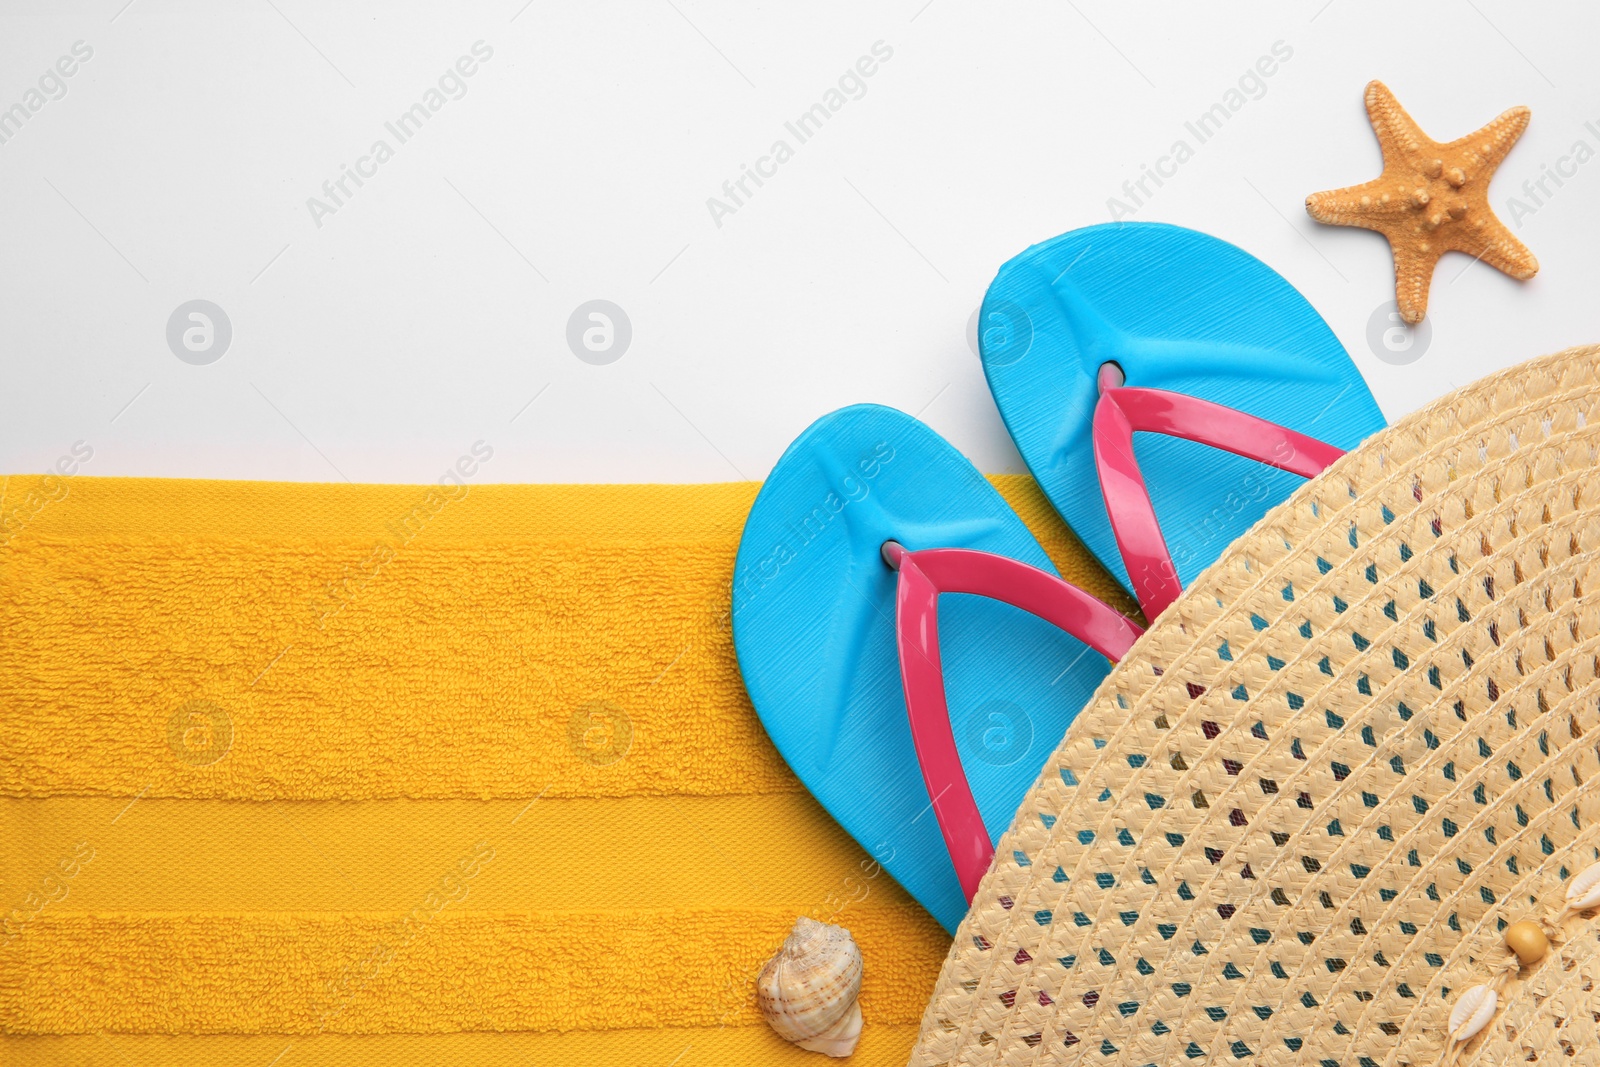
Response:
[0, 471, 1133, 1066]
[910, 346, 1600, 1067]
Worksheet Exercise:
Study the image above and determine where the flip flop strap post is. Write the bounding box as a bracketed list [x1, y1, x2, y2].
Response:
[883, 543, 1143, 903]
[1092, 365, 1345, 621]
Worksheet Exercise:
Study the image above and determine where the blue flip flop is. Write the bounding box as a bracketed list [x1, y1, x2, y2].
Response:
[979, 222, 1387, 619]
[731, 405, 1141, 933]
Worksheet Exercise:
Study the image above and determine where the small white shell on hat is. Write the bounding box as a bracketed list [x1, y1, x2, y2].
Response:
[1445, 859, 1600, 1045]
[1448, 984, 1496, 1043]
[1565, 861, 1600, 911]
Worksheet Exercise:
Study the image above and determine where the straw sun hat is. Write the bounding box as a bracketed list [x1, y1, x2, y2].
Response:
[912, 346, 1600, 1067]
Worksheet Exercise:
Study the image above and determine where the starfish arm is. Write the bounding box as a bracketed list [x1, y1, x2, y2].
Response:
[1364, 80, 1433, 161]
[1306, 178, 1411, 227]
[1388, 239, 1445, 325]
[1458, 215, 1540, 281]
[1449, 105, 1531, 174]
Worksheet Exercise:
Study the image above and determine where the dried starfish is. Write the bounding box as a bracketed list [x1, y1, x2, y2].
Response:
[1306, 80, 1537, 323]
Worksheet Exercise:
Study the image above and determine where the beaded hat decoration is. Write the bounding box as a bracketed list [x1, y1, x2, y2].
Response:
[911, 346, 1600, 1067]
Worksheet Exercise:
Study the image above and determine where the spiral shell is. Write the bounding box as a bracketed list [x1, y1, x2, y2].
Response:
[1566, 861, 1600, 910]
[756, 917, 863, 1057]
[1449, 984, 1497, 1042]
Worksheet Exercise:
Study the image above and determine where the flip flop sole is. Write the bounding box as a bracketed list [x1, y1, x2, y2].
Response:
[732, 405, 1117, 932]
[980, 221, 1387, 597]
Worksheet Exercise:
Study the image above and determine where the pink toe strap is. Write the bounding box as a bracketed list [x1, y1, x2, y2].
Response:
[883, 542, 1143, 903]
[1093, 368, 1344, 621]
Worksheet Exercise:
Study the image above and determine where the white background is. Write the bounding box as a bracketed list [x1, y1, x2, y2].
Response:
[1, 0, 1596, 486]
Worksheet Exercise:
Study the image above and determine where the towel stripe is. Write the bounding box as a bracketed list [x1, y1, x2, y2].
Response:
[0, 1025, 925, 1066]
[0, 906, 946, 1034]
[0, 475, 1132, 801]
[0, 793, 913, 913]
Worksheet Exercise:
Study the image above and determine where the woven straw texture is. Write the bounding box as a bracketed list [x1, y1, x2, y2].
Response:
[913, 345, 1600, 1067]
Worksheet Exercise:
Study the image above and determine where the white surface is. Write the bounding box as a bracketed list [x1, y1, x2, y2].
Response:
[1, 0, 1597, 486]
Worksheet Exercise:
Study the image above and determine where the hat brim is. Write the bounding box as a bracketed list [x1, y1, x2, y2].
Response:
[913, 346, 1600, 1067]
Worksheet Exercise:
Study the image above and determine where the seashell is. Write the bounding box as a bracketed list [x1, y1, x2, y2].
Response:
[1566, 861, 1600, 910]
[756, 917, 864, 1058]
[1448, 984, 1497, 1042]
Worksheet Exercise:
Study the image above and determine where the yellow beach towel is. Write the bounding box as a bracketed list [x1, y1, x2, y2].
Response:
[0, 473, 1130, 1066]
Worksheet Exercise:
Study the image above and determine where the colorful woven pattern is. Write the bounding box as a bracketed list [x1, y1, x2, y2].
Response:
[913, 346, 1600, 1066]
[0, 470, 1128, 1065]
